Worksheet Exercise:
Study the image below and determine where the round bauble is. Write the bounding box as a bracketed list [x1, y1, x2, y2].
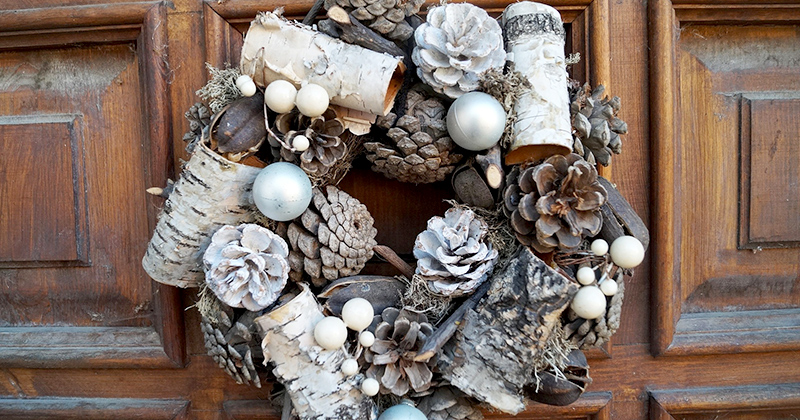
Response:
[313, 316, 348, 350]
[292, 134, 310, 152]
[570, 285, 607, 319]
[235, 74, 257, 97]
[609, 235, 645, 268]
[359, 330, 375, 348]
[361, 378, 380, 396]
[341, 358, 359, 376]
[576, 266, 595, 285]
[378, 400, 427, 420]
[591, 239, 609, 256]
[600, 279, 618, 296]
[295, 83, 329, 117]
[264, 79, 297, 113]
[446, 91, 506, 151]
[252, 162, 313, 222]
[341, 298, 374, 331]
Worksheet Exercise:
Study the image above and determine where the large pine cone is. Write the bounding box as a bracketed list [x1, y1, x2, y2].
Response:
[366, 85, 463, 183]
[274, 108, 347, 177]
[570, 84, 628, 166]
[412, 3, 505, 98]
[504, 154, 607, 253]
[203, 224, 290, 311]
[364, 307, 435, 396]
[563, 272, 624, 349]
[416, 387, 484, 420]
[413, 207, 498, 297]
[284, 186, 377, 287]
[201, 303, 264, 388]
[324, 0, 422, 41]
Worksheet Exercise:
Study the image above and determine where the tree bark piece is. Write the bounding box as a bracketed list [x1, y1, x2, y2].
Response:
[142, 141, 262, 288]
[254, 285, 377, 420]
[598, 176, 650, 250]
[502, 2, 573, 165]
[240, 11, 405, 116]
[318, 7, 405, 57]
[439, 247, 578, 414]
[475, 145, 504, 189]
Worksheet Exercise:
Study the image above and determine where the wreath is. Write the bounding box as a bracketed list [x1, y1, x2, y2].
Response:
[142, 2, 648, 419]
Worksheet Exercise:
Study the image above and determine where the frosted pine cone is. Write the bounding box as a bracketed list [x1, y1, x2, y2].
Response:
[366, 85, 463, 183]
[504, 154, 607, 253]
[274, 108, 347, 177]
[203, 224, 290, 311]
[413, 207, 498, 297]
[201, 303, 264, 388]
[284, 186, 377, 287]
[412, 3, 505, 98]
[364, 307, 435, 396]
[324, 0, 423, 41]
[570, 84, 627, 166]
[416, 387, 484, 420]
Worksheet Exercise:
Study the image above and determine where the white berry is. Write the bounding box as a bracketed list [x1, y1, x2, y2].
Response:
[342, 298, 374, 331]
[313, 316, 348, 350]
[359, 331, 375, 348]
[570, 286, 607, 319]
[293, 134, 310, 152]
[341, 358, 359, 376]
[295, 83, 329, 117]
[264, 80, 297, 113]
[361, 378, 380, 396]
[600, 279, 618, 296]
[235, 74, 257, 97]
[576, 266, 595, 285]
[591, 239, 609, 256]
[609, 236, 645, 269]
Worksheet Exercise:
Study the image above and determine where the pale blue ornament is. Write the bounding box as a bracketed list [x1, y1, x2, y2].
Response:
[252, 162, 313, 221]
[446, 91, 506, 151]
[378, 400, 427, 420]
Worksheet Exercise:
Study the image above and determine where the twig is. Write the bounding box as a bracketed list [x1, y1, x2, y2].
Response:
[373, 244, 415, 279]
[302, 0, 326, 26]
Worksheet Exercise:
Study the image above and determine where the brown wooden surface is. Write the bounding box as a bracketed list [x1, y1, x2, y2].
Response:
[1, 0, 799, 419]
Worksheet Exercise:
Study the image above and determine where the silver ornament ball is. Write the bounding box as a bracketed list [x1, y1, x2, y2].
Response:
[378, 400, 427, 420]
[252, 162, 313, 222]
[446, 91, 506, 151]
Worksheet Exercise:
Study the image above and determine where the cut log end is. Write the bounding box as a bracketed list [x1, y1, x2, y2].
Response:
[504, 144, 571, 166]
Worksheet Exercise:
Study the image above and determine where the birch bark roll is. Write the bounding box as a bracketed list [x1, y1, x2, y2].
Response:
[502, 2, 573, 165]
[255, 285, 377, 420]
[142, 141, 261, 288]
[240, 12, 405, 116]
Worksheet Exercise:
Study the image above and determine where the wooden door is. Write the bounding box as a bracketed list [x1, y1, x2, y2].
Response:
[1, 1, 798, 419]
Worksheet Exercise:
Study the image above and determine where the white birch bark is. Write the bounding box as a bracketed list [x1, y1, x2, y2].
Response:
[240, 12, 405, 116]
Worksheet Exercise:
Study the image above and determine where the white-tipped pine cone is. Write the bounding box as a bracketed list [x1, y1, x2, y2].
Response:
[203, 224, 290, 311]
[284, 186, 377, 287]
[417, 387, 484, 420]
[274, 108, 347, 177]
[412, 3, 505, 98]
[413, 207, 498, 296]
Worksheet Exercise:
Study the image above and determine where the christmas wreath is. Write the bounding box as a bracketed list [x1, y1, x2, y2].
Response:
[142, 2, 649, 419]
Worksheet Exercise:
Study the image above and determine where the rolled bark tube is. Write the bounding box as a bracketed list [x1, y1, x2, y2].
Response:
[240, 12, 405, 116]
[142, 139, 261, 288]
[502, 2, 573, 165]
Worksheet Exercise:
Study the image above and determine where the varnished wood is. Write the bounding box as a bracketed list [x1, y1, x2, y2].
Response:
[650, 383, 800, 419]
[0, 397, 189, 420]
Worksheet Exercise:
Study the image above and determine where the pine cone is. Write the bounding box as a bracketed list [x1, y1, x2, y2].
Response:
[364, 307, 435, 396]
[416, 387, 484, 420]
[563, 272, 624, 349]
[413, 207, 498, 297]
[203, 224, 290, 311]
[366, 85, 463, 183]
[324, 0, 422, 41]
[284, 186, 377, 287]
[503, 154, 607, 253]
[201, 304, 264, 388]
[570, 84, 628, 166]
[274, 108, 347, 177]
[412, 3, 505, 98]
[182, 102, 211, 153]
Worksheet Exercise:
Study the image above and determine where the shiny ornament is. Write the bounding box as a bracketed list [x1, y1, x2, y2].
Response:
[252, 162, 313, 222]
[378, 400, 428, 420]
[609, 235, 644, 268]
[591, 239, 609, 256]
[264, 80, 297, 113]
[361, 378, 380, 396]
[576, 266, 595, 285]
[313, 316, 348, 350]
[341, 298, 374, 331]
[359, 330, 375, 348]
[446, 91, 506, 151]
[292, 134, 310, 152]
[600, 279, 618, 296]
[570, 285, 606, 320]
[295, 83, 330, 117]
[341, 358, 359, 376]
[235, 74, 257, 97]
